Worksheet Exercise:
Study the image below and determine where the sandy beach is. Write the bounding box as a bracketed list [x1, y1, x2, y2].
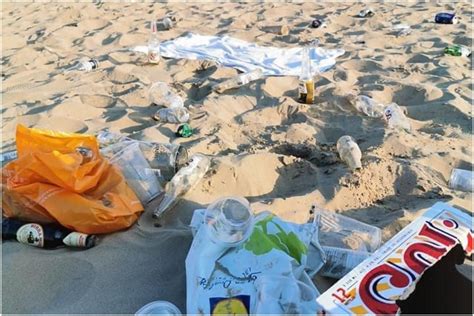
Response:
[1, 1, 472, 314]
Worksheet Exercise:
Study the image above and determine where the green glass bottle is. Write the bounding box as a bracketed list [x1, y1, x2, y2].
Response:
[444, 45, 471, 57]
[176, 124, 193, 138]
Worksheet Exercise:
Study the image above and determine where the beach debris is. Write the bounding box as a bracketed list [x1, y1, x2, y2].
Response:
[148, 19, 161, 63]
[336, 136, 362, 171]
[153, 154, 210, 218]
[435, 12, 458, 24]
[317, 202, 473, 315]
[259, 23, 290, 35]
[212, 68, 264, 93]
[311, 19, 327, 28]
[153, 107, 190, 123]
[0, 150, 17, 165]
[298, 46, 315, 104]
[444, 44, 471, 57]
[157, 16, 174, 30]
[357, 8, 374, 18]
[136, 301, 181, 315]
[449, 168, 473, 192]
[64, 58, 99, 73]
[186, 198, 321, 314]
[346, 94, 385, 118]
[2, 218, 97, 249]
[176, 123, 193, 138]
[149, 82, 184, 108]
[384, 103, 411, 131]
[392, 24, 412, 36]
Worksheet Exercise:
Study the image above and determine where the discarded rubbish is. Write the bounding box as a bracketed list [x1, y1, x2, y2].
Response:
[311, 19, 326, 28]
[149, 82, 184, 108]
[135, 301, 181, 315]
[157, 17, 174, 30]
[435, 12, 458, 24]
[65, 58, 99, 73]
[392, 24, 411, 36]
[2, 125, 143, 234]
[298, 46, 315, 104]
[154, 107, 190, 123]
[153, 154, 210, 218]
[336, 136, 362, 170]
[314, 209, 382, 279]
[316, 202, 473, 315]
[259, 24, 290, 36]
[2, 218, 97, 249]
[148, 19, 161, 63]
[186, 200, 320, 314]
[449, 168, 473, 192]
[176, 123, 193, 138]
[109, 142, 162, 204]
[212, 68, 264, 93]
[357, 8, 374, 18]
[444, 44, 471, 57]
[347, 94, 384, 118]
[384, 103, 411, 131]
[0, 150, 17, 165]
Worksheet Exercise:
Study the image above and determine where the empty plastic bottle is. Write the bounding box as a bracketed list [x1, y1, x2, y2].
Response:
[158, 17, 173, 30]
[148, 82, 184, 108]
[357, 8, 374, 18]
[65, 58, 99, 73]
[153, 154, 211, 218]
[154, 107, 190, 123]
[347, 94, 385, 118]
[384, 103, 411, 131]
[337, 135, 362, 170]
[148, 20, 161, 64]
[212, 69, 264, 93]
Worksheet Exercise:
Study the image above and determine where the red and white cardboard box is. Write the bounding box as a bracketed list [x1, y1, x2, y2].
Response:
[316, 202, 473, 315]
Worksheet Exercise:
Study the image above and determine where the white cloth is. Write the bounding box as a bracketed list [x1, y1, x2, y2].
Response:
[133, 33, 344, 76]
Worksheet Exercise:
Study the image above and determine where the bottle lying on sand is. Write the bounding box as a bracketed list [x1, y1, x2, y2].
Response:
[449, 168, 473, 192]
[154, 107, 190, 123]
[347, 94, 385, 118]
[212, 69, 264, 93]
[2, 218, 97, 249]
[337, 135, 362, 170]
[444, 45, 471, 57]
[298, 46, 315, 104]
[383, 103, 411, 131]
[65, 58, 99, 73]
[357, 8, 374, 18]
[149, 82, 184, 108]
[148, 19, 161, 64]
[435, 12, 458, 24]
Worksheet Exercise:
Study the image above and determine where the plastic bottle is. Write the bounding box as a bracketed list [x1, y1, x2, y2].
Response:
[153, 154, 210, 218]
[148, 82, 184, 108]
[298, 46, 314, 104]
[347, 94, 385, 118]
[444, 45, 471, 57]
[154, 107, 190, 123]
[337, 135, 362, 170]
[357, 8, 374, 18]
[212, 69, 264, 93]
[148, 20, 161, 64]
[383, 103, 411, 131]
[449, 168, 473, 192]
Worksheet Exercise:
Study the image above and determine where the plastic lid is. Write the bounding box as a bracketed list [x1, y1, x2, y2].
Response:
[135, 300, 181, 315]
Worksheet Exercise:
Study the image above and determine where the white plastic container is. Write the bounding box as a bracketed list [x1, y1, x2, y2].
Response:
[348, 94, 385, 118]
[384, 103, 411, 131]
[449, 168, 473, 192]
[135, 300, 181, 315]
[149, 82, 184, 108]
[154, 107, 189, 124]
[336, 135, 362, 171]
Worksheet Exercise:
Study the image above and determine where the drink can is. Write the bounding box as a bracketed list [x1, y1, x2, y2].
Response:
[435, 12, 458, 24]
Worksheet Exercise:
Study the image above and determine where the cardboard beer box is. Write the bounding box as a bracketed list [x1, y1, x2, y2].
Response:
[316, 202, 473, 315]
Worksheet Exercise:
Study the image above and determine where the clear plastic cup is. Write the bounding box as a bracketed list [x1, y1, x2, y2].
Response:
[110, 142, 162, 204]
[255, 275, 319, 314]
[205, 197, 254, 246]
[135, 300, 181, 315]
[449, 168, 473, 192]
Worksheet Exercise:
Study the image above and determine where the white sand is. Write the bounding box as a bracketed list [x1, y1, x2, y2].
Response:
[2, 2, 472, 313]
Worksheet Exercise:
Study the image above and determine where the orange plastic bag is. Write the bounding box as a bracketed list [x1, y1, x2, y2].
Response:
[2, 125, 144, 234]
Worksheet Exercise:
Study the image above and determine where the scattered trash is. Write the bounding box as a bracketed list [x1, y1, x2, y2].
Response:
[336, 136, 362, 171]
[149, 82, 184, 108]
[259, 24, 290, 36]
[298, 46, 315, 104]
[2, 125, 143, 234]
[153, 154, 210, 218]
[186, 198, 320, 314]
[392, 24, 412, 36]
[347, 94, 385, 118]
[176, 123, 193, 138]
[65, 58, 99, 73]
[357, 8, 374, 18]
[444, 44, 471, 57]
[317, 202, 472, 315]
[157, 17, 174, 31]
[212, 68, 264, 93]
[314, 209, 382, 279]
[148, 19, 161, 63]
[384, 103, 411, 131]
[435, 12, 458, 24]
[109, 142, 163, 204]
[311, 19, 327, 28]
[154, 107, 190, 123]
[0, 150, 17, 165]
[449, 168, 473, 192]
[2, 218, 97, 249]
[135, 301, 181, 315]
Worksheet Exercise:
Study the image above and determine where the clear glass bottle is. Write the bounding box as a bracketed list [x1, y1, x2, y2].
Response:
[148, 20, 161, 64]
[298, 47, 314, 104]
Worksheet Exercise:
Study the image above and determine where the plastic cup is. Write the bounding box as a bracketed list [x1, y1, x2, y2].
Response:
[110, 142, 162, 204]
[205, 197, 254, 246]
[135, 300, 181, 315]
[449, 168, 473, 192]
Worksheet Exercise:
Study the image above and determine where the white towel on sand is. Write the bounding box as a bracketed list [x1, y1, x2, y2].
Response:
[133, 33, 345, 76]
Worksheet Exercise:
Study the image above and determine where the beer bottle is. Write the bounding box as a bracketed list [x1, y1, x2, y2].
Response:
[2, 218, 97, 249]
[298, 46, 314, 104]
